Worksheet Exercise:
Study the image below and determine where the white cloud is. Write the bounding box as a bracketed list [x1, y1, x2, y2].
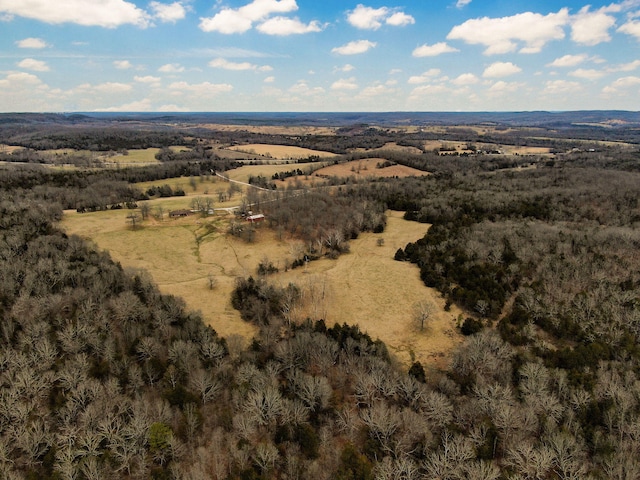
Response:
[158, 104, 191, 112]
[483, 62, 522, 78]
[332, 40, 376, 55]
[16, 37, 48, 48]
[199, 0, 298, 34]
[408, 68, 441, 84]
[569, 68, 606, 80]
[288, 81, 324, 96]
[334, 64, 355, 73]
[618, 19, 640, 40]
[114, 60, 133, 70]
[547, 54, 588, 67]
[96, 98, 154, 112]
[256, 16, 323, 35]
[386, 12, 415, 27]
[570, 6, 616, 46]
[611, 60, 640, 72]
[347, 5, 388, 30]
[447, 9, 569, 55]
[346, 4, 414, 29]
[0, 72, 62, 112]
[168, 81, 233, 96]
[451, 73, 479, 86]
[77, 82, 133, 94]
[543, 79, 581, 94]
[209, 58, 272, 71]
[134, 75, 161, 85]
[359, 84, 395, 97]
[17, 58, 49, 72]
[488, 81, 525, 94]
[456, 0, 472, 8]
[331, 77, 358, 90]
[412, 42, 458, 57]
[264, 76, 275, 83]
[149, 1, 186, 23]
[0, 0, 150, 28]
[410, 84, 449, 96]
[158, 63, 184, 73]
[602, 76, 640, 94]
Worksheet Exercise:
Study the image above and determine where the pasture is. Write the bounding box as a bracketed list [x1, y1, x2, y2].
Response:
[228, 144, 337, 159]
[61, 206, 461, 368]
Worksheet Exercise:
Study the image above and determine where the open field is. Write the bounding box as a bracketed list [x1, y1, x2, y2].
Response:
[196, 123, 337, 136]
[313, 158, 430, 179]
[60, 207, 461, 368]
[228, 144, 338, 159]
[222, 162, 327, 184]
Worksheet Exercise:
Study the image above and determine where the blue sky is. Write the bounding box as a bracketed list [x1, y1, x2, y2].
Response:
[1, 0, 640, 112]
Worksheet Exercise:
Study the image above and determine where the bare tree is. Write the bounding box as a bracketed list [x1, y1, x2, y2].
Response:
[413, 300, 434, 332]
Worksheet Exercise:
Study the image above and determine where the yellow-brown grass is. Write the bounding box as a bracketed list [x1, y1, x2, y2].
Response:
[228, 144, 337, 159]
[60, 207, 461, 368]
[312, 158, 429, 179]
[223, 162, 328, 184]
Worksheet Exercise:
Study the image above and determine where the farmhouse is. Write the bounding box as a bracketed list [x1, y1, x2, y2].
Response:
[169, 209, 193, 218]
[246, 213, 265, 223]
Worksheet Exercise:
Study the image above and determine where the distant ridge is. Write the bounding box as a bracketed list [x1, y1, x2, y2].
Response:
[2, 111, 640, 128]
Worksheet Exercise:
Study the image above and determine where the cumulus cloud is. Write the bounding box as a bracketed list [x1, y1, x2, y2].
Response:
[149, 1, 186, 23]
[16, 37, 48, 48]
[483, 62, 522, 78]
[359, 83, 395, 97]
[334, 64, 355, 73]
[488, 81, 525, 94]
[0, 72, 62, 111]
[618, 19, 640, 40]
[412, 42, 458, 57]
[347, 4, 388, 29]
[569, 68, 606, 80]
[78, 82, 133, 94]
[570, 6, 616, 46]
[456, 0, 472, 8]
[158, 63, 185, 73]
[114, 60, 133, 70]
[209, 58, 272, 71]
[408, 69, 441, 84]
[543, 79, 582, 94]
[256, 16, 323, 35]
[168, 81, 233, 96]
[547, 54, 588, 67]
[451, 73, 479, 86]
[611, 59, 640, 72]
[0, 0, 150, 28]
[96, 98, 154, 112]
[134, 75, 161, 85]
[602, 76, 640, 94]
[346, 4, 414, 29]
[199, 0, 298, 34]
[264, 76, 275, 83]
[410, 84, 449, 97]
[331, 77, 359, 90]
[332, 40, 376, 55]
[17, 58, 49, 72]
[386, 12, 415, 27]
[447, 9, 569, 55]
[288, 80, 324, 96]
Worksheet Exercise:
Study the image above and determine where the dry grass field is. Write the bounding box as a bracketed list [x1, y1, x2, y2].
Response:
[228, 144, 338, 159]
[313, 158, 429, 179]
[61, 205, 461, 368]
[222, 162, 327, 184]
[197, 123, 337, 136]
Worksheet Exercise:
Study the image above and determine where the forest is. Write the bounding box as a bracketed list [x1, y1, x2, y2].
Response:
[1, 113, 640, 479]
